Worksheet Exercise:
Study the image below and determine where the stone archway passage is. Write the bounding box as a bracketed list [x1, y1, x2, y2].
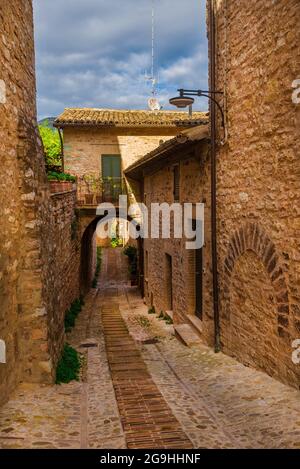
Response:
[223, 222, 290, 340]
[102, 304, 193, 449]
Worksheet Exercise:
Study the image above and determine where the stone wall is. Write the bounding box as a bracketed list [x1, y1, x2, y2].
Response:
[211, 0, 300, 387]
[0, 1, 81, 405]
[0, 0, 51, 404]
[143, 141, 214, 344]
[45, 191, 81, 368]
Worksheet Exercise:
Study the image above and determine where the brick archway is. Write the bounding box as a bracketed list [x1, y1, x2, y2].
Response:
[223, 222, 289, 338]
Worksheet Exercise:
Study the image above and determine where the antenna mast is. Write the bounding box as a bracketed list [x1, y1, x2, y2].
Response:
[151, 0, 155, 95]
[146, 0, 161, 110]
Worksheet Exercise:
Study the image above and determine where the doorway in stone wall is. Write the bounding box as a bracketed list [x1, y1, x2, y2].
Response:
[165, 253, 173, 311]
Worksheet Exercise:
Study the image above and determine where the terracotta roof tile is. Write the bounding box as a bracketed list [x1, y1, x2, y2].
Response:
[54, 108, 208, 128]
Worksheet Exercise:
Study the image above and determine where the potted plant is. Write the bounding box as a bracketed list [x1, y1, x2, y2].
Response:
[90, 175, 103, 204]
[48, 171, 76, 193]
[123, 245, 138, 286]
[83, 174, 95, 205]
[95, 177, 103, 204]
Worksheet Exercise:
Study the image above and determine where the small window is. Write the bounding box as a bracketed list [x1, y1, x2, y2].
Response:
[173, 165, 180, 202]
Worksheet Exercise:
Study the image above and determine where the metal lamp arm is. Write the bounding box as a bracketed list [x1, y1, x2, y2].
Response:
[178, 89, 225, 128]
[199, 93, 225, 128]
[178, 89, 223, 96]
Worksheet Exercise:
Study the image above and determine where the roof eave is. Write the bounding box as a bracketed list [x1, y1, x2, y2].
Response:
[53, 121, 206, 129]
[125, 128, 209, 180]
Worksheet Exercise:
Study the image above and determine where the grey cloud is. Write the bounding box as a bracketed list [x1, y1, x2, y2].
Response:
[33, 0, 208, 118]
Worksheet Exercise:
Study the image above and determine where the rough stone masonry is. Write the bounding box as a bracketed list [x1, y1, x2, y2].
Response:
[0, 1, 81, 406]
[211, 0, 300, 388]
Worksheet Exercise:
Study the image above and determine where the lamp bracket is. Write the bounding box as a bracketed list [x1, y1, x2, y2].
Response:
[177, 89, 225, 128]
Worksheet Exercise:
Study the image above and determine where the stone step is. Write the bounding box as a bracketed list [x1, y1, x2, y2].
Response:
[186, 314, 203, 339]
[174, 324, 202, 347]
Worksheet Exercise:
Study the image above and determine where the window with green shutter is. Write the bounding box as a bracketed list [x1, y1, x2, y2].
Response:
[101, 155, 122, 202]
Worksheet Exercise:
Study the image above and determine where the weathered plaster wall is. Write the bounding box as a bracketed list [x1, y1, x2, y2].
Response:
[212, 0, 300, 387]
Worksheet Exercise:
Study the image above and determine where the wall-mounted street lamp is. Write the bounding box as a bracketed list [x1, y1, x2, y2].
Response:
[169, 88, 225, 128]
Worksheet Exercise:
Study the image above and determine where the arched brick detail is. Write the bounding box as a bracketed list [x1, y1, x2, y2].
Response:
[78, 210, 137, 242]
[223, 222, 289, 339]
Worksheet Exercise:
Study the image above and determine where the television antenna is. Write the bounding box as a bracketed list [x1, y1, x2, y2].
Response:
[145, 0, 162, 111]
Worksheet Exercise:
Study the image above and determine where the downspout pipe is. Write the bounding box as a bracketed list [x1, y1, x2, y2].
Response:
[209, 0, 221, 353]
[138, 178, 145, 298]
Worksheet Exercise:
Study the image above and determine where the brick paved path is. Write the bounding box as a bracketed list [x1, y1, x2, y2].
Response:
[102, 302, 193, 449]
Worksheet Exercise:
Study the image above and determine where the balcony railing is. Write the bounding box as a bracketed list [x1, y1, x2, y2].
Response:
[76, 175, 126, 206]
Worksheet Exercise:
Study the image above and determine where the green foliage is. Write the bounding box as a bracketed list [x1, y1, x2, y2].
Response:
[148, 306, 156, 315]
[123, 245, 138, 277]
[56, 344, 81, 384]
[111, 237, 123, 248]
[136, 316, 150, 329]
[39, 122, 62, 166]
[64, 298, 83, 333]
[47, 171, 76, 182]
[165, 316, 173, 325]
[123, 245, 137, 261]
[129, 262, 137, 276]
[83, 174, 102, 194]
[157, 310, 174, 325]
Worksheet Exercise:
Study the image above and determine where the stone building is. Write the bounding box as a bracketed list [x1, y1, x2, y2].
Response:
[54, 108, 207, 250]
[54, 108, 206, 205]
[207, 0, 300, 387]
[0, 1, 82, 406]
[125, 0, 300, 390]
[125, 125, 213, 345]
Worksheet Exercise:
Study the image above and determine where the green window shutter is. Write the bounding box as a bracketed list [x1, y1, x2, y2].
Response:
[101, 155, 122, 203]
[101, 155, 121, 178]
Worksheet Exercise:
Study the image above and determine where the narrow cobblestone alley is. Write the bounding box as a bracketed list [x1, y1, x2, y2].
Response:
[0, 248, 300, 449]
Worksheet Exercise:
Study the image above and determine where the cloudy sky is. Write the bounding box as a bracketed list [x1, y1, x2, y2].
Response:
[33, 0, 208, 119]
